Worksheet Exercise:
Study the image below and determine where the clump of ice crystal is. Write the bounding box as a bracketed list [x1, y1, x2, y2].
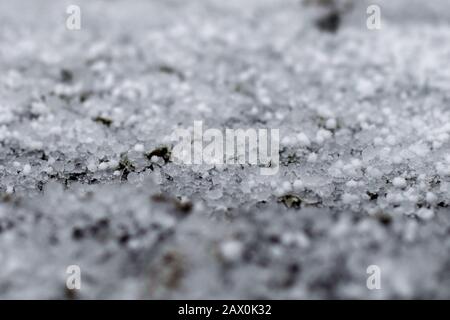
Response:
[0, 0, 449, 299]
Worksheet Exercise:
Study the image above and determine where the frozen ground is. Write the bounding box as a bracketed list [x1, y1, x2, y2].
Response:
[0, 0, 449, 299]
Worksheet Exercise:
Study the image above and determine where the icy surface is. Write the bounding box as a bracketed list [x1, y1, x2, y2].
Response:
[0, 0, 449, 299]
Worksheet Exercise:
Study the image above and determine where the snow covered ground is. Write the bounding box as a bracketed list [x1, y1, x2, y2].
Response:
[0, 0, 449, 299]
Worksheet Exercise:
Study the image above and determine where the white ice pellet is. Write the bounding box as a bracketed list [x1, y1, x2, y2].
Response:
[405, 190, 418, 203]
[31, 102, 47, 114]
[87, 163, 97, 172]
[342, 193, 359, 204]
[426, 192, 437, 204]
[373, 137, 383, 146]
[281, 181, 292, 192]
[98, 162, 109, 170]
[335, 160, 344, 168]
[23, 164, 31, 175]
[436, 163, 450, 176]
[281, 136, 293, 146]
[393, 177, 407, 188]
[386, 192, 404, 204]
[386, 135, 397, 146]
[134, 144, 145, 152]
[417, 208, 434, 220]
[307, 153, 317, 163]
[351, 159, 362, 168]
[274, 187, 285, 197]
[392, 155, 403, 164]
[293, 179, 303, 190]
[366, 166, 382, 178]
[325, 118, 337, 130]
[296, 133, 310, 147]
[346, 180, 358, 188]
[219, 240, 243, 262]
[315, 129, 332, 144]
